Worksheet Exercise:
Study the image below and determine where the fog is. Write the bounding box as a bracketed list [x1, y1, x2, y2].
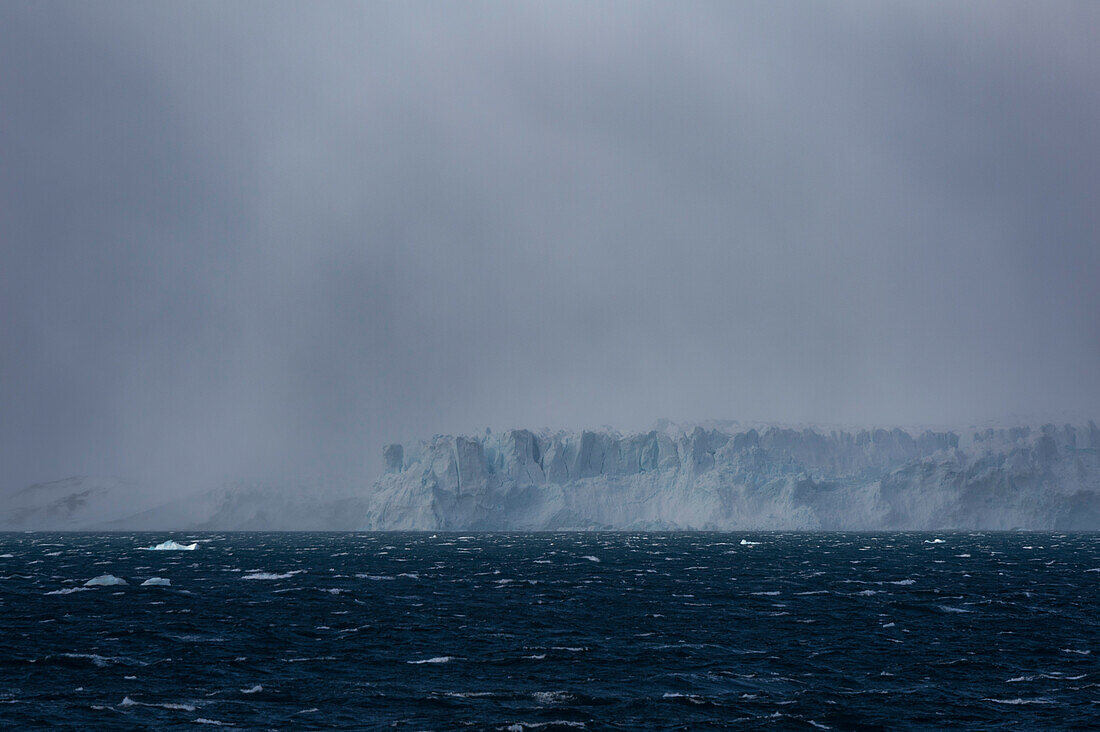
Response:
[2, 2, 1098, 494]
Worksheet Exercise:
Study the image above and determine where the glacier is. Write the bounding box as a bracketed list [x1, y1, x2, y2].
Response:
[364, 422, 1100, 530]
[4, 421, 1098, 530]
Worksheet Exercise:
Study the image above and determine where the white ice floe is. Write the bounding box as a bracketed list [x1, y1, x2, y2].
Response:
[140, 577, 171, 586]
[142, 540, 198, 551]
[85, 574, 127, 586]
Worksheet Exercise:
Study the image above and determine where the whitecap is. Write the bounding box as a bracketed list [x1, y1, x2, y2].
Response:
[740, 540, 762, 546]
[888, 579, 915, 586]
[241, 684, 262, 694]
[504, 723, 585, 730]
[119, 696, 196, 712]
[937, 605, 972, 614]
[532, 690, 572, 705]
[59, 653, 119, 667]
[140, 577, 171, 587]
[924, 539, 945, 544]
[983, 697, 1052, 705]
[85, 574, 127, 587]
[241, 571, 303, 580]
[581, 556, 600, 562]
[408, 656, 455, 664]
[662, 693, 706, 704]
[45, 587, 93, 595]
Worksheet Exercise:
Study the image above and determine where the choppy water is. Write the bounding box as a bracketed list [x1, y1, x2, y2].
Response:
[1, 532, 1098, 730]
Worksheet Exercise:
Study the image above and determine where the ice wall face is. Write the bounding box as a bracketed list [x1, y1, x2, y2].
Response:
[363, 424, 1100, 530]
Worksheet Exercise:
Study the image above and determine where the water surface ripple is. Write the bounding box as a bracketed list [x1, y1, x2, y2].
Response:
[1, 532, 1097, 729]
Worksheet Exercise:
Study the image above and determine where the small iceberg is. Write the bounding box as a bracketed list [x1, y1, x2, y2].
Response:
[143, 540, 198, 551]
[85, 574, 127, 587]
[141, 577, 171, 587]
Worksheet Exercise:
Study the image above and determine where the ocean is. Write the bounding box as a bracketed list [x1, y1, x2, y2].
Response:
[1, 532, 1097, 729]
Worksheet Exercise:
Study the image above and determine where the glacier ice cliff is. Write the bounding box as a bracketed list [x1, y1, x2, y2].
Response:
[364, 423, 1100, 530]
[4, 422, 1098, 530]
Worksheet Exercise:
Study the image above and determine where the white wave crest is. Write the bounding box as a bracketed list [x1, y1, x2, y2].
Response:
[241, 571, 303, 580]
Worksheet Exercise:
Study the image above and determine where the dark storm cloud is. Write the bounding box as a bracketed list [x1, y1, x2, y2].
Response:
[1, 1, 1098, 490]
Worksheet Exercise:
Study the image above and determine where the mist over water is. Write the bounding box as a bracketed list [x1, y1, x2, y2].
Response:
[2, 3, 1100, 502]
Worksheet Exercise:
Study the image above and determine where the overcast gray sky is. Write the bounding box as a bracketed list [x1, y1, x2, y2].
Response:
[1, 1, 1098, 489]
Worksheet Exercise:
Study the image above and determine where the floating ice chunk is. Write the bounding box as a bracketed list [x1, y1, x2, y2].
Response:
[140, 577, 171, 587]
[85, 574, 127, 586]
[143, 540, 197, 551]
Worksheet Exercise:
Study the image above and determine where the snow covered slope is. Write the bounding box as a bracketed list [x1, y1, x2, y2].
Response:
[364, 423, 1100, 530]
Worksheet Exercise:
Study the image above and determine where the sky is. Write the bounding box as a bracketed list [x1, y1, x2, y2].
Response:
[1, 1, 1098, 490]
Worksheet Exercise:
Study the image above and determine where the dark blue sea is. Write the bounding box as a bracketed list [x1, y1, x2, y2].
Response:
[1, 533, 1097, 730]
